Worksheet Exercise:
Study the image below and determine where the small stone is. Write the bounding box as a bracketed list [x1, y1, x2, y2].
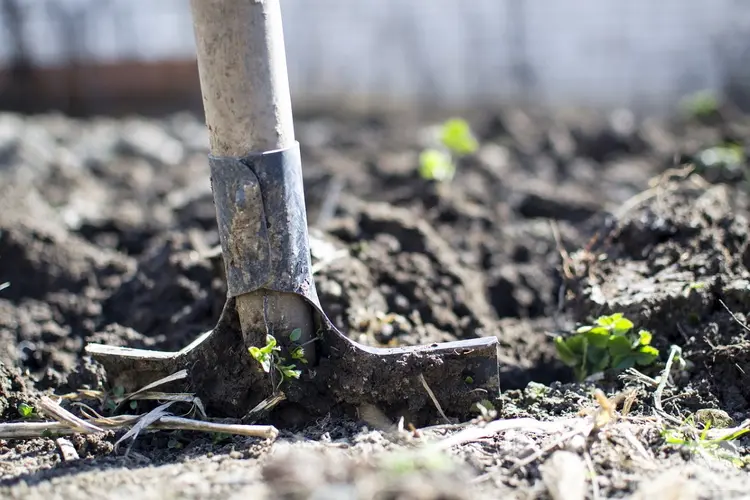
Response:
[540, 450, 587, 500]
[566, 434, 587, 453]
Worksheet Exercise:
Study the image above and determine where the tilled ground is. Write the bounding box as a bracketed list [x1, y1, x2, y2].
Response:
[0, 107, 749, 498]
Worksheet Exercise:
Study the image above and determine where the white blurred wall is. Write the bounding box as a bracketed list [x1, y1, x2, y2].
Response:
[1, 0, 748, 112]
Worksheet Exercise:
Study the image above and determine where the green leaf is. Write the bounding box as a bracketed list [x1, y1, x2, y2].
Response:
[259, 335, 278, 355]
[440, 118, 478, 155]
[249, 347, 272, 373]
[565, 334, 587, 356]
[611, 317, 634, 335]
[279, 365, 301, 380]
[17, 402, 34, 418]
[634, 345, 659, 366]
[611, 354, 636, 371]
[591, 350, 611, 373]
[554, 337, 579, 367]
[113, 385, 125, 399]
[261, 356, 272, 373]
[595, 313, 622, 327]
[129, 401, 138, 410]
[586, 346, 609, 371]
[607, 335, 633, 356]
[289, 328, 302, 343]
[584, 327, 611, 348]
[419, 149, 455, 181]
[637, 330, 652, 346]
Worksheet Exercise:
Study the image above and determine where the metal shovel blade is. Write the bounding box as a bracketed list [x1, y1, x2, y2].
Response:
[86, 296, 499, 425]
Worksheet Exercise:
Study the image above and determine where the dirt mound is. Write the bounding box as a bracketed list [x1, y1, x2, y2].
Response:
[567, 181, 750, 417]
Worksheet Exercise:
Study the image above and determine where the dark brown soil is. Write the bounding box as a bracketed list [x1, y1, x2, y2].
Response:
[0, 108, 749, 498]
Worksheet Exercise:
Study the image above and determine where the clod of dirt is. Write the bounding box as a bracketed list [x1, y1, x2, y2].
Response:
[0, 360, 31, 420]
[100, 233, 225, 350]
[0, 184, 132, 379]
[326, 199, 497, 343]
[262, 440, 474, 500]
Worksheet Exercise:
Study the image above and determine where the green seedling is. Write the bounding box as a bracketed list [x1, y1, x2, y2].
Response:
[680, 90, 720, 120]
[555, 313, 659, 381]
[419, 149, 455, 182]
[440, 118, 479, 155]
[472, 399, 497, 422]
[663, 419, 750, 468]
[17, 402, 34, 418]
[104, 385, 126, 413]
[419, 118, 479, 182]
[248, 333, 302, 391]
[290, 346, 307, 364]
[694, 143, 745, 172]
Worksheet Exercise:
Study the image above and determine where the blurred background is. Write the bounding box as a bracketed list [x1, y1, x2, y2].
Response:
[1, 0, 749, 116]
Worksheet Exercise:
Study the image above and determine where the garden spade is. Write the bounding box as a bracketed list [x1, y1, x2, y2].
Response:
[85, 0, 499, 425]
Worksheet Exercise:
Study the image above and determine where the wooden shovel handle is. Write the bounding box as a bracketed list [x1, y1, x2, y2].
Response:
[190, 0, 295, 155]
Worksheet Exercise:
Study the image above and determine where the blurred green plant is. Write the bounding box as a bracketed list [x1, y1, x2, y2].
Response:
[663, 417, 750, 468]
[555, 313, 659, 381]
[419, 118, 479, 182]
[680, 90, 720, 120]
[696, 143, 744, 170]
[440, 118, 479, 155]
[689, 142, 749, 189]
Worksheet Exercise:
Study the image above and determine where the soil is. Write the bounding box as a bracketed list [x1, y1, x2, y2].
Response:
[0, 106, 749, 498]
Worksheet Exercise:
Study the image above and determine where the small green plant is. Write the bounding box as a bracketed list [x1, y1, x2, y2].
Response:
[104, 385, 126, 413]
[419, 118, 479, 182]
[680, 90, 720, 119]
[555, 313, 659, 381]
[472, 399, 497, 421]
[17, 402, 34, 418]
[248, 333, 302, 390]
[695, 143, 745, 171]
[663, 418, 750, 468]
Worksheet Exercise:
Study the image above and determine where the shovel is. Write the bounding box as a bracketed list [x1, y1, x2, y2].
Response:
[85, 0, 499, 426]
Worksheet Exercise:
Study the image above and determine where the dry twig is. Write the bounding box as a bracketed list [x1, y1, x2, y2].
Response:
[39, 396, 103, 434]
[718, 299, 750, 334]
[419, 374, 451, 424]
[653, 346, 683, 425]
[0, 413, 279, 440]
